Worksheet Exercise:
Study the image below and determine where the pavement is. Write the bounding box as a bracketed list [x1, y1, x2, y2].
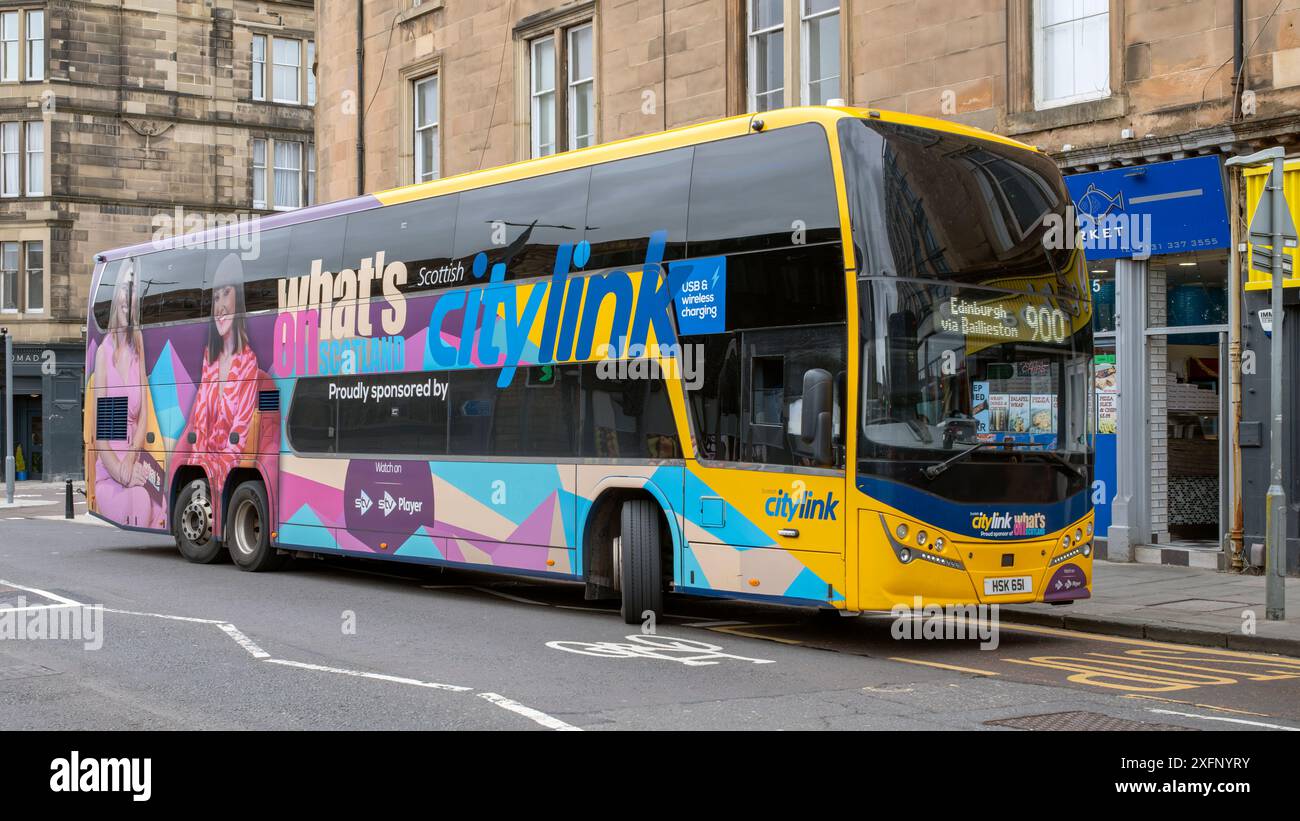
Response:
[1003, 561, 1300, 656]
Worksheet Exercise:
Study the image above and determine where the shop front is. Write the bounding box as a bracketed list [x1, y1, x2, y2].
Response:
[1065, 156, 1233, 567]
[0, 342, 85, 481]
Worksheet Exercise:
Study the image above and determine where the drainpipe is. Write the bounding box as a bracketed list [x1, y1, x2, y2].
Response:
[356, 0, 366, 196]
[1226, 0, 1246, 567]
[1232, 0, 1244, 119]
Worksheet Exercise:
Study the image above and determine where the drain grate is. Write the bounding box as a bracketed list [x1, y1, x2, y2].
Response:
[985, 711, 1193, 731]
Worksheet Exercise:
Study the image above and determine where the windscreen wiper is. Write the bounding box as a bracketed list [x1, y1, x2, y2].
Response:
[922, 440, 1084, 481]
[1023, 448, 1085, 480]
[922, 442, 989, 479]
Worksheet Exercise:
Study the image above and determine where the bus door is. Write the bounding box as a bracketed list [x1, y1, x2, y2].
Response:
[682, 324, 846, 601]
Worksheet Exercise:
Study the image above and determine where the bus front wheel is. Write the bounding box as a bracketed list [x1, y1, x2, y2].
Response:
[618, 499, 663, 625]
[227, 481, 286, 572]
[174, 479, 223, 564]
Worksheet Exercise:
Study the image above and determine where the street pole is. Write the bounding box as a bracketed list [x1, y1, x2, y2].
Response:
[1228, 147, 1288, 620]
[4, 330, 12, 505]
[1266, 153, 1286, 621]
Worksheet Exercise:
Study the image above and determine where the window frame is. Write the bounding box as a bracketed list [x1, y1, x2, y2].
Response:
[252, 33, 266, 102]
[251, 136, 314, 211]
[413, 73, 440, 182]
[0, 119, 40, 198]
[747, 0, 786, 113]
[529, 36, 557, 158]
[516, 7, 599, 161]
[566, 23, 595, 151]
[250, 32, 314, 107]
[272, 139, 303, 211]
[1032, 0, 1111, 111]
[799, 1, 840, 105]
[23, 119, 42, 196]
[0, 237, 42, 314]
[0, 240, 18, 313]
[23, 238, 41, 312]
[23, 8, 42, 82]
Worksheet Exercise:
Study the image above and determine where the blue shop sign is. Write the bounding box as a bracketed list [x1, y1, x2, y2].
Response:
[1065, 155, 1230, 260]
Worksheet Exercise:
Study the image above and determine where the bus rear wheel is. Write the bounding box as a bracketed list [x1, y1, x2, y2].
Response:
[618, 499, 664, 625]
[174, 479, 223, 564]
[227, 481, 286, 572]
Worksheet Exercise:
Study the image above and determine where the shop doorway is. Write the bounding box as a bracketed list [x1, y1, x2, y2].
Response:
[14, 395, 43, 480]
[1146, 252, 1229, 549]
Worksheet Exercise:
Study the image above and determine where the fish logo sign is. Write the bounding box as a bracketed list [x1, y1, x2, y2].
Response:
[1075, 183, 1126, 219]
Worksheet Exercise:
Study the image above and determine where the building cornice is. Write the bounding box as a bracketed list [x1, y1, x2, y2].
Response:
[1052, 113, 1300, 171]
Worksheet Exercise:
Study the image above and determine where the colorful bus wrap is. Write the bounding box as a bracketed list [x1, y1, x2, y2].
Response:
[85, 106, 1095, 622]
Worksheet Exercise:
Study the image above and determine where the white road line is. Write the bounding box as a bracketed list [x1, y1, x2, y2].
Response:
[0, 578, 84, 606]
[217, 623, 271, 659]
[0, 603, 81, 614]
[102, 608, 227, 625]
[1148, 709, 1300, 731]
[4, 577, 578, 730]
[477, 692, 581, 731]
[262, 658, 473, 692]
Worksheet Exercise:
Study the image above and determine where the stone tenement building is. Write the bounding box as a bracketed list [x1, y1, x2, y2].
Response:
[315, 0, 1300, 572]
[315, 0, 1300, 192]
[0, 0, 315, 479]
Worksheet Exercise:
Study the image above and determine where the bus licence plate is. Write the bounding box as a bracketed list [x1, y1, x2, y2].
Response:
[984, 576, 1032, 596]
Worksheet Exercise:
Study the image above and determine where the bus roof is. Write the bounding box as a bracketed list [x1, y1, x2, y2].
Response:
[95, 105, 1040, 263]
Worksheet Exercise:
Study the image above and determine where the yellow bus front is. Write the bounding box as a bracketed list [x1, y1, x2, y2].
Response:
[833, 110, 1096, 611]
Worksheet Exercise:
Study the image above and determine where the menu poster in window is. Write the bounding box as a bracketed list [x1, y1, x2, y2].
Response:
[1094, 353, 1118, 434]
[1009, 394, 1031, 434]
[1030, 394, 1053, 433]
[989, 393, 1009, 432]
[972, 381, 990, 433]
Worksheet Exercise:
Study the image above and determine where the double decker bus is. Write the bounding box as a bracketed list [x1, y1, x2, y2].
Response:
[85, 106, 1094, 623]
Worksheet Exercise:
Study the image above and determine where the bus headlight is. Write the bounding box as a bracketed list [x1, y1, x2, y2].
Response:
[933, 537, 945, 552]
[916, 530, 928, 546]
[896, 523, 909, 540]
[1075, 528, 1083, 543]
[1082, 543, 1092, 557]
[899, 548, 912, 563]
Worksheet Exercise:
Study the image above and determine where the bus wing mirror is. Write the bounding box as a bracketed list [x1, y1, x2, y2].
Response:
[801, 368, 834, 466]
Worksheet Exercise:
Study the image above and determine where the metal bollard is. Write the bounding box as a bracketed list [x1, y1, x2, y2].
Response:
[65, 479, 73, 519]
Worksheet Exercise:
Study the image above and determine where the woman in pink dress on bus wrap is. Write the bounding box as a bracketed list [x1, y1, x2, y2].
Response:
[90, 257, 166, 527]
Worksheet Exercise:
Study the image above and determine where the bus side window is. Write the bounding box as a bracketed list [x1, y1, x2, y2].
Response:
[451, 167, 591, 281]
[285, 377, 337, 454]
[92, 259, 122, 331]
[138, 247, 209, 325]
[584, 148, 692, 271]
[581, 365, 681, 459]
[336, 372, 447, 456]
[687, 123, 840, 258]
[343, 194, 459, 294]
[222, 225, 290, 313]
[286, 216, 347, 281]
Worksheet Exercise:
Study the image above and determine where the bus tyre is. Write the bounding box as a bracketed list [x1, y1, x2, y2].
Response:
[227, 481, 286, 572]
[618, 499, 663, 625]
[174, 479, 223, 564]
